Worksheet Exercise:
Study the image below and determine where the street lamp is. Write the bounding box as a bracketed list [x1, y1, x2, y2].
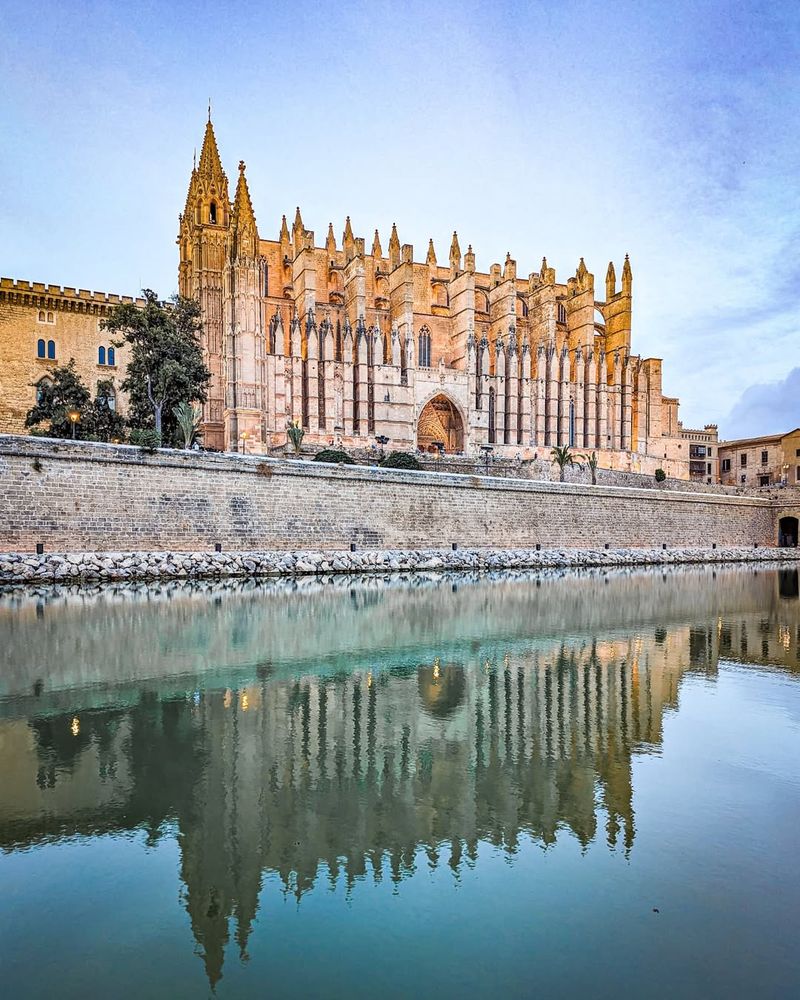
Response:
[240, 431, 248, 454]
[480, 444, 493, 475]
[375, 434, 389, 459]
[67, 410, 80, 439]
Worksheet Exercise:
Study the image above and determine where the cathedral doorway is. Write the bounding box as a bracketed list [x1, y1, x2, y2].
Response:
[417, 394, 464, 453]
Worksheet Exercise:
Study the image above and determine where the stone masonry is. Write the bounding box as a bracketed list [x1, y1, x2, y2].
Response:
[1, 436, 796, 557]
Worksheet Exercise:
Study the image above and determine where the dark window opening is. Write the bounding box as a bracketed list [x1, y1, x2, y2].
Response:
[37, 338, 46, 359]
[47, 340, 55, 360]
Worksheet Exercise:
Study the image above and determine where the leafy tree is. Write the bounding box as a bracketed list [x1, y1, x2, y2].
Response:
[380, 451, 422, 470]
[313, 449, 355, 465]
[25, 360, 90, 438]
[550, 445, 580, 483]
[655, 468, 667, 483]
[173, 401, 202, 450]
[102, 290, 210, 446]
[84, 380, 127, 442]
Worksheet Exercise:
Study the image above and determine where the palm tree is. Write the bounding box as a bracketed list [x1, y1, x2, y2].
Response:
[581, 450, 599, 485]
[551, 445, 580, 482]
[173, 401, 202, 449]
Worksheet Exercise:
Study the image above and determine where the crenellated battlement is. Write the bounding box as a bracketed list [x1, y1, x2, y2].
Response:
[0, 277, 146, 313]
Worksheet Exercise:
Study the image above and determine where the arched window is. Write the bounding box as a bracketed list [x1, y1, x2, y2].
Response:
[488, 387, 496, 444]
[98, 346, 106, 366]
[38, 310, 45, 323]
[209, 201, 217, 224]
[418, 326, 432, 368]
[37, 338, 46, 358]
[108, 347, 115, 366]
[569, 399, 575, 447]
[557, 303, 567, 324]
[47, 311, 54, 323]
[47, 340, 56, 360]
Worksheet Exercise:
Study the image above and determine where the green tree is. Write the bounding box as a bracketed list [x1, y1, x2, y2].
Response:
[287, 420, 304, 455]
[102, 290, 210, 446]
[581, 450, 599, 485]
[550, 445, 580, 483]
[84, 380, 127, 443]
[25, 360, 90, 438]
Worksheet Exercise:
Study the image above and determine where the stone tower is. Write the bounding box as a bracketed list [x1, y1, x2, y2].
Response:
[178, 114, 230, 450]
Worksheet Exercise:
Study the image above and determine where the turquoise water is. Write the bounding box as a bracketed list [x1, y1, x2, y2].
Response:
[1, 565, 799, 999]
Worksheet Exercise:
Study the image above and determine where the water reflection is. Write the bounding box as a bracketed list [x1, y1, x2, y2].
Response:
[0, 565, 798, 988]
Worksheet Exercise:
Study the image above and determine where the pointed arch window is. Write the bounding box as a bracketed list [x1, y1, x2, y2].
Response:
[47, 340, 56, 360]
[209, 201, 217, 225]
[98, 346, 106, 366]
[418, 326, 432, 368]
[37, 338, 46, 359]
[557, 303, 567, 324]
[569, 399, 575, 447]
[488, 387, 496, 444]
[108, 347, 115, 366]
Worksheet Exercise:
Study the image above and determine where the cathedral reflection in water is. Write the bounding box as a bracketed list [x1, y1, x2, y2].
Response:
[0, 566, 797, 986]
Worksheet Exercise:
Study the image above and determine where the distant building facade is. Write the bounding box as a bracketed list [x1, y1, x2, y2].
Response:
[718, 428, 800, 488]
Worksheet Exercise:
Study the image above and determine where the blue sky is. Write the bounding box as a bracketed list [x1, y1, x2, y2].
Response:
[1, 0, 798, 436]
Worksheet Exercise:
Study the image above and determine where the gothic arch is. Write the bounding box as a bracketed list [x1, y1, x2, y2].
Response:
[416, 391, 465, 454]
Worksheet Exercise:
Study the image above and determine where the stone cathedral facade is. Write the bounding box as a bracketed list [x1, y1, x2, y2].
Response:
[177, 117, 682, 471]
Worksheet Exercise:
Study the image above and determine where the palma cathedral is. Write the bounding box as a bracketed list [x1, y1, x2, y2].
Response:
[177, 115, 685, 470]
[0, 113, 709, 476]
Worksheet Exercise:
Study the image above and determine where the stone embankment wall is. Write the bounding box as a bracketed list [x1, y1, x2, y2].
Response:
[0, 435, 794, 555]
[1, 546, 798, 586]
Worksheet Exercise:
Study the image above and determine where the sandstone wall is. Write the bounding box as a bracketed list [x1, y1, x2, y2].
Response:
[0, 434, 792, 553]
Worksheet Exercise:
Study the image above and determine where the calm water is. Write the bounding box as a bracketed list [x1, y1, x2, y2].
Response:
[1, 565, 799, 999]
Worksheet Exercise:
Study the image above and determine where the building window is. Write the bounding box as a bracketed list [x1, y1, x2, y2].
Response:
[108, 347, 115, 366]
[759, 475, 770, 487]
[97, 384, 116, 411]
[740, 474, 746, 483]
[796, 466, 800, 483]
[37, 310, 45, 323]
[98, 346, 106, 366]
[557, 303, 567, 324]
[418, 326, 432, 368]
[795, 449, 800, 457]
[47, 340, 56, 360]
[37, 338, 46, 358]
[209, 201, 217, 224]
[740, 454, 747, 467]
[761, 450, 768, 465]
[707, 463, 711, 475]
[721, 458, 731, 473]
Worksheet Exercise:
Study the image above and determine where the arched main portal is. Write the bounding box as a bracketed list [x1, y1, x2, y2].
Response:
[778, 516, 798, 547]
[417, 394, 464, 453]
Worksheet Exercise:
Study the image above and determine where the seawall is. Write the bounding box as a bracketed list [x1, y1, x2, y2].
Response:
[0, 435, 797, 554]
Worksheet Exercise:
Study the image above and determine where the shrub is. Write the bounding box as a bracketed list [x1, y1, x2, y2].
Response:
[313, 449, 355, 465]
[380, 451, 421, 470]
[654, 468, 667, 483]
[130, 428, 162, 453]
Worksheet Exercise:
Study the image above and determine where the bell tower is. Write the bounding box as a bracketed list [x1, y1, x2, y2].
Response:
[178, 111, 231, 450]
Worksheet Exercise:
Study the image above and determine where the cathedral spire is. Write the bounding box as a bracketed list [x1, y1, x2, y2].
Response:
[606, 261, 617, 299]
[389, 223, 400, 268]
[426, 239, 437, 266]
[449, 231, 461, 272]
[343, 216, 355, 259]
[372, 229, 382, 258]
[197, 116, 224, 180]
[622, 254, 632, 294]
[326, 223, 336, 256]
[230, 160, 258, 254]
[279, 214, 290, 243]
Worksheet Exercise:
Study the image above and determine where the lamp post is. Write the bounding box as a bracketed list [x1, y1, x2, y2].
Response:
[240, 431, 248, 455]
[480, 444, 493, 475]
[67, 410, 80, 439]
[375, 434, 389, 459]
